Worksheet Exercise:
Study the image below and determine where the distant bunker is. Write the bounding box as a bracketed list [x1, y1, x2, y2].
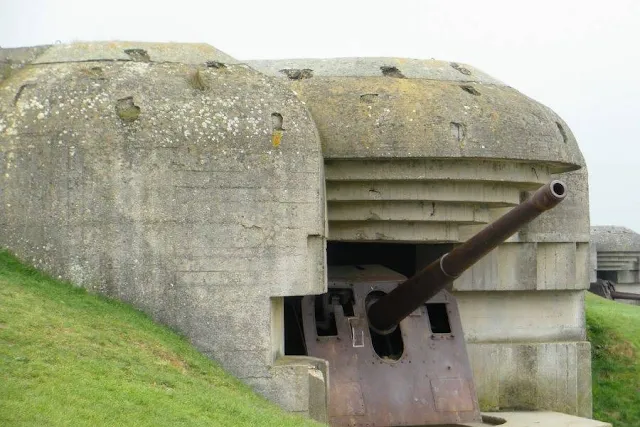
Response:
[590, 226, 640, 305]
[1, 42, 592, 420]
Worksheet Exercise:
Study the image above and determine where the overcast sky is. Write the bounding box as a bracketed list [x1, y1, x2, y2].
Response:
[1, 0, 638, 232]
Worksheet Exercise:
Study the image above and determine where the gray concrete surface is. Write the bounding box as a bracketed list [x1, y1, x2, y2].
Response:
[467, 342, 592, 418]
[249, 58, 584, 166]
[467, 411, 611, 427]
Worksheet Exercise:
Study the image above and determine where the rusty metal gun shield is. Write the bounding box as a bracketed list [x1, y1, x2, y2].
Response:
[302, 265, 482, 426]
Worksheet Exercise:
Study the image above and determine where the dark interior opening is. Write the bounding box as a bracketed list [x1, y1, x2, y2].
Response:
[597, 270, 618, 282]
[284, 297, 307, 355]
[367, 291, 405, 360]
[327, 241, 417, 277]
[426, 303, 452, 334]
[327, 241, 453, 277]
[315, 294, 338, 336]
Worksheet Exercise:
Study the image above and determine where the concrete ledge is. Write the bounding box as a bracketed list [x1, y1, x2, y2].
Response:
[245, 356, 329, 423]
[464, 411, 611, 427]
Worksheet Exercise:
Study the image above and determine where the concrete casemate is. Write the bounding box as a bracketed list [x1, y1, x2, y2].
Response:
[591, 225, 640, 304]
[1, 42, 594, 422]
[251, 57, 591, 417]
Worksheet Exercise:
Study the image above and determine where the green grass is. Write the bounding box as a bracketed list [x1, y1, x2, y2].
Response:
[587, 292, 640, 427]
[0, 250, 319, 427]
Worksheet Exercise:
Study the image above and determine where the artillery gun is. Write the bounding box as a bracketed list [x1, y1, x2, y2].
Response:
[300, 180, 568, 426]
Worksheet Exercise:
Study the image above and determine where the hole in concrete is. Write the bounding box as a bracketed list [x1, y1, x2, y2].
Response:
[271, 112, 284, 131]
[460, 85, 481, 96]
[556, 121, 568, 143]
[450, 122, 466, 142]
[368, 188, 382, 198]
[115, 96, 141, 123]
[81, 66, 106, 80]
[360, 93, 379, 103]
[426, 303, 452, 333]
[279, 68, 313, 80]
[271, 113, 284, 147]
[450, 62, 472, 75]
[481, 414, 507, 425]
[367, 291, 404, 360]
[206, 60, 226, 69]
[380, 65, 406, 78]
[187, 69, 208, 91]
[124, 48, 151, 62]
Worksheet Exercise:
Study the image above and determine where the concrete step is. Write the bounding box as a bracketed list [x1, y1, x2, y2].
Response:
[460, 411, 611, 427]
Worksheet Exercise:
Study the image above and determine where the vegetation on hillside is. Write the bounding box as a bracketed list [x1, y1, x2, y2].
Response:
[0, 250, 318, 427]
[587, 292, 640, 427]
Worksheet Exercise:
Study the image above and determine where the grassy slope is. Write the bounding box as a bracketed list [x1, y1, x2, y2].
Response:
[586, 292, 640, 427]
[0, 251, 319, 427]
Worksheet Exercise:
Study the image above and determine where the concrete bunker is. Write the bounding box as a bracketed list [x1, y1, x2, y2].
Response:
[1, 43, 598, 425]
[253, 57, 592, 419]
[590, 226, 640, 304]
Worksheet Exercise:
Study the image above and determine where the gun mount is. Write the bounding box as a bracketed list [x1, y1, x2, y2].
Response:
[301, 180, 568, 426]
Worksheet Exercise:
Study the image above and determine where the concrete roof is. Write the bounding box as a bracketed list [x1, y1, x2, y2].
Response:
[3, 46, 586, 174]
[591, 225, 640, 252]
[248, 57, 585, 171]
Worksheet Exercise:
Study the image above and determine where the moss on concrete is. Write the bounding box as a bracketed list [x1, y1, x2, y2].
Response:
[497, 377, 576, 415]
[1, 62, 12, 81]
[115, 97, 141, 122]
[187, 69, 208, 90]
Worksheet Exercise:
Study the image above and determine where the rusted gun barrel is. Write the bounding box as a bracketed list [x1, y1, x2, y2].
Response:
[610, 290, 640, 301]
[367, 180, 568, 334]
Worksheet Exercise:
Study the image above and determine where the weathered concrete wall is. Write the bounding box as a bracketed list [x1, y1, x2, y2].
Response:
[250, 57, 592, 417]
[468, 342, 592, 416]
[0, 42, 327, 417]
[456, 291, 586, 343]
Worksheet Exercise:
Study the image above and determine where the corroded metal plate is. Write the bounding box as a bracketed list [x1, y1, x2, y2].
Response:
[302, 264, 481, 426]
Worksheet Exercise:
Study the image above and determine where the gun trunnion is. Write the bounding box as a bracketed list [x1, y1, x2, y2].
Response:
[301, 180, 568, 426]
